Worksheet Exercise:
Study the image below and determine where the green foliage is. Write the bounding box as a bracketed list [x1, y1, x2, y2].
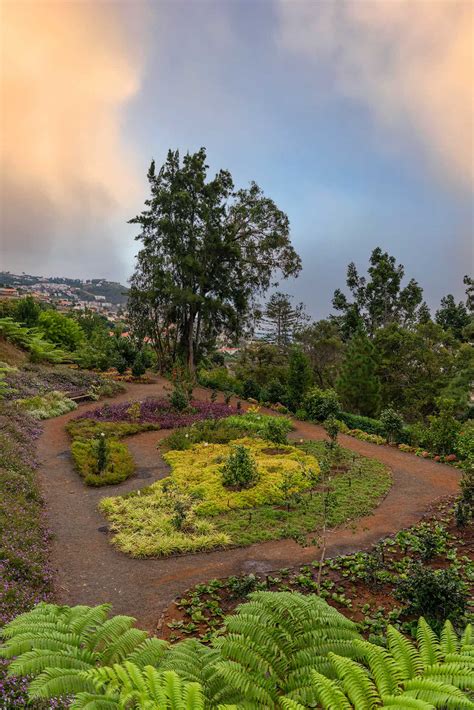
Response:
[380, 407, 405, 444]
[338, 411, 385, 436]
[264, 416, 290, 444]
[0, 317, 69, 363]
[436, 293, 471, 340]
[260, 377, 288, 404]
[337, 330, 381, 417]
[71, 438, 135, 486]
[18, 390, 77, 419]
[129, 148, 301, 371]
[411, 399, 461, 455]
[260, 291, 308, 347]
[323, 416, 340, 445]
[198, 367, 241, 394]
[287, 347, 312, 410]
[67, 417, 156, 442]
[242, 377, 261, 400]
[455, 423, 474, 465]
[395, 564, 469, 624]
[303, 387, 340, 422]
[332, 247, 424, 337]
[15, 296, 42, 327]
[2, 594, 473, 709]
[131, 350, 146, 377]
[221, 444, 260, 490]
[235, 342, 288, 387]
[295, 319, 345, 388]
[169, 385, 189, 412]
[38, 310, 84, 351]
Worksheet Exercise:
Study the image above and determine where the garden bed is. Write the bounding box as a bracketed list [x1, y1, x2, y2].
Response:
[160, 498, 473, 644]
[100, 439, 391, 557]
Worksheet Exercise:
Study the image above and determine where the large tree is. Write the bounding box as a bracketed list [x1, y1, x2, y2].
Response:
[260, 291, 308, 347]
[332, 247, 425, 337]
[129, 149, 301, 372]
[295, 319, 344, 388]
[336, 329, 381, 417]
[435, 294, 470, 340]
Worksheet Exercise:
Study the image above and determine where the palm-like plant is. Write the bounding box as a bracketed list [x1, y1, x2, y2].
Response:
[1, 593, 473, 709]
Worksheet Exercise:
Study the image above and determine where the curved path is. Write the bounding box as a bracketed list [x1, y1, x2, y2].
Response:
[37, 380, 460, 633]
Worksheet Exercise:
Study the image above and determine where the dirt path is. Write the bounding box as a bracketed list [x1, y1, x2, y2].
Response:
[37, 380, 461, 633]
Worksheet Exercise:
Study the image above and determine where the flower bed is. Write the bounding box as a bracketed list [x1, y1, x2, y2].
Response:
[71, 439, 135, 486]
[4, 363, 124, 401]
[77, 398, 238, 428]
[0, 401, 64, 707]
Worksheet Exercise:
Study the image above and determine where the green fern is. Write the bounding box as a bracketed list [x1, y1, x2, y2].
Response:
[1, 595, 473, 709]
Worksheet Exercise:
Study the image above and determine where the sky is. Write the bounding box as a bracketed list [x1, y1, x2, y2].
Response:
[1, 0, 473, 319]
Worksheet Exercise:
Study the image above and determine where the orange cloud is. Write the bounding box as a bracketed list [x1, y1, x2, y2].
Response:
[277, 0, 473, 190]
[0, 0, 146, 273]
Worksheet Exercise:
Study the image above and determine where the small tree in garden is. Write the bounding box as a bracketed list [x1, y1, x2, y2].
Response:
[302, 387, 340, 422]
[287, 347, 311, 410]
[337, 329, 381, 417]
[131, 350, 146, 377]
[170, 385, 189, 412]
[96, 433, 108, 473]
[221, 445, 260, 490]
[380, 406, 404, 443]
[279, 469, 301, 511]
[323, 416, 339, 447]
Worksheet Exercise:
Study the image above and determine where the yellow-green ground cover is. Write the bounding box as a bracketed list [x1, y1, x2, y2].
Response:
[100, 438, 391, 557]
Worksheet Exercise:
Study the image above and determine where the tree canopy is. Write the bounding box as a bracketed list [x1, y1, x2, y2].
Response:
[128, 148, 301, 372]
[332, 247, 425, 337]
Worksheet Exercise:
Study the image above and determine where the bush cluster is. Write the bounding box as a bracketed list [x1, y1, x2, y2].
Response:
[71, 438, 135, 486]
[221, 444, 260, 490]
[17, 390, 77, 420]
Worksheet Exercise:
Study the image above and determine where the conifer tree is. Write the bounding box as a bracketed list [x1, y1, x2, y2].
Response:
[336, 330, 381, 416]
[287, 347, 312, 410]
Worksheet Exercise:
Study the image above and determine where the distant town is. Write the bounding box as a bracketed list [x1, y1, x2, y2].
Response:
[0, 271, 128, 323]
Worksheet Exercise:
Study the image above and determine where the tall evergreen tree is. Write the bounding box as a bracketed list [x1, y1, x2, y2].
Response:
[287, 347, 312, 410]
[435, 294, 470, 340]
[129, 149, 301, 373]
[336, 330, 381, 416]
[260, 291, 307, 347]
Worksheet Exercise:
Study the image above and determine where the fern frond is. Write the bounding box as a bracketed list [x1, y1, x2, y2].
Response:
[461, 624, 473, 648]
[440, 620, 458, 655]
[307, 670, 352, 709]
[380, 695, 435, 709]
[404, 677, 474, 709]
[103, 628, 149, 664]
[127, 637, 169, 668]
[8, 649, 95, 677]
[416, 618, 442, 668]
[70, 695, 120, 710]
[386, 625, 423, 680]
[352, 639, 403, 697]
[423, 663, 474, 690]
[328, 652, 379, 709]
[28, 668, 96, 699]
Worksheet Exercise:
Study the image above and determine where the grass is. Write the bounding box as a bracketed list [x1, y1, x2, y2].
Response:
[213, 442, 391, 546]
[66, 417, 157, 441]
[101, 439, 391, 557]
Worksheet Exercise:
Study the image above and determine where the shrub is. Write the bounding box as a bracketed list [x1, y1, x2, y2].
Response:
[221, 444, 260, 491]
[169, 385, 189, 412]
[259, 378, 287, 405]
[287, 347, 312, 410]
[71, 438, 135, 486]
[323, 416, 339, 445]
[131, 350, 146, 377]
[264, 417, 289, 445]
[17, 390, 77, 419]
[338, 411, 385, 435]
[303, 387, 340, 422]
[380, 406, 405, 443]
[198, 367, 241, 394]
[395, 563, 469, 624]
[347, 428, 386, 445]
[241, 377, 260, 400]
[455, 423, 474, 465]
[38, 310, 84, 351]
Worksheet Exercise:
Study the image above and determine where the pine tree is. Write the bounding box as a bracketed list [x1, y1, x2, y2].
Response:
[336, 330, 381, 416]
[260, 292, 308, 347]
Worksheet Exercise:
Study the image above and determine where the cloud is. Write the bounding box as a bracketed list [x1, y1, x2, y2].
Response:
[0, 0, 146, 278]
[276, 0, 473, 191]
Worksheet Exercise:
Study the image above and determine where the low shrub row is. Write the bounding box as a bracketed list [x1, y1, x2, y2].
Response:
[71, 438, 135, 486]
[17, 390, 77, 420]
